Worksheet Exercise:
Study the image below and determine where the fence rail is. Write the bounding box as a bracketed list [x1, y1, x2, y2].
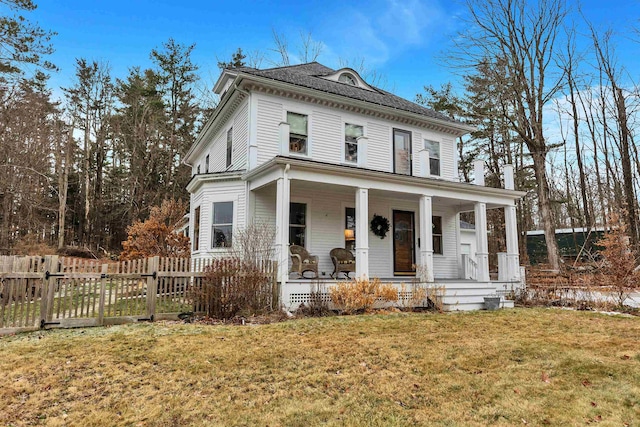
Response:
[0, 255, 277, 335]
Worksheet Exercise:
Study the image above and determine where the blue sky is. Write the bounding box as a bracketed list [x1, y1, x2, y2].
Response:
[29, 0, 640, 103]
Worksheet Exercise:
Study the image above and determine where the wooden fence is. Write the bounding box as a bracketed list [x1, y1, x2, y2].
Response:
[0, 256, 278, 335]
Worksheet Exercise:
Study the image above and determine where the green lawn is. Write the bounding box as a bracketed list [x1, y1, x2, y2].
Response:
[1, 308, 638, 426]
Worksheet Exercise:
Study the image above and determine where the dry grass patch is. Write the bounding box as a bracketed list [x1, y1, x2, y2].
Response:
[1, 309, 639, 426]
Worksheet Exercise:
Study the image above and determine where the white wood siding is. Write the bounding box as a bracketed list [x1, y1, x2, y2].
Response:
[248, 93, 457, 179]
[192, 99, 249, 174]
[367, 121, 392, 171]
[253, 184, 276, 228]
[190, 180, 246, 259]
[432, 206, 459, 278]
[256, 98, 282, 164]
[440, 136, 456, 180]
[311, 110, 342, 164]
[232, 102, 249, 169]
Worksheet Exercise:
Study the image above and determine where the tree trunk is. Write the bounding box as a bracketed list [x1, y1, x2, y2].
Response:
[531, 151, 562, 270]
[57, 127, 72, 250]
[568, 76, 591, 228]
[615, 87, 639, 249]
[84, 120, 91, 247]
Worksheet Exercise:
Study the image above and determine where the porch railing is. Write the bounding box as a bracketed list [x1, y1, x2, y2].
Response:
[461, 254, 478, 280]
[497, 252, 521, 282]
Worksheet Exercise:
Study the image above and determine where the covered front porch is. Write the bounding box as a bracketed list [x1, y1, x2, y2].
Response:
[246, 156, 525, 311]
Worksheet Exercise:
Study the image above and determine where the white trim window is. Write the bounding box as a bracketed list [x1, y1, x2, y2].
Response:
[344, 123, 363, 163]
[193, 206, 201, 251]
[424, 139, 440, 176]
[345, 207, 356, 250]
[289, 202, 307, 247]
[287, 112, 308, 155]
[226, 128, 233, 168]
[433, 216, 443, 255]
[339, 73, 357, 85]
[211, 201, 233, 248]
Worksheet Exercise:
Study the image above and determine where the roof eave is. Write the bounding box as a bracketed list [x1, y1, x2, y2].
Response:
[186, 170, 245, 193]
[238, 73, 475, 136]
[184, 76, 245, 165]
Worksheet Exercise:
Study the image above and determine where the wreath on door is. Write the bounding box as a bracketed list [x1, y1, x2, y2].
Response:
[370, 214, 390, 239]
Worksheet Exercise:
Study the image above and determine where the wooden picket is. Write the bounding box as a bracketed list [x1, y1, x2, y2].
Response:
[0, 255, 278, 334]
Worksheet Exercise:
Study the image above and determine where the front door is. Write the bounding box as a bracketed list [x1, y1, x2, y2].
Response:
[393, 210, 415, 275]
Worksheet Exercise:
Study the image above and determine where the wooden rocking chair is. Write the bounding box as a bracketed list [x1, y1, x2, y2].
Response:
[289, 245, 319, 279]
[330, 248, 356, 279]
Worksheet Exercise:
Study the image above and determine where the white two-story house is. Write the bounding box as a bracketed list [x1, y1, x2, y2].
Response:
[184, 62, 524, 310]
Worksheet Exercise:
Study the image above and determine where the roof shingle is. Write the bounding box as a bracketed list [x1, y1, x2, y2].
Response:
[234, 62, 458, 124]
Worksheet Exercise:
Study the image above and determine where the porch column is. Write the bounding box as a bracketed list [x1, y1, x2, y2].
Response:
[474, 160, 485, 186]
[503, 165, 520, 281]
[419, 194, 434, 282]
[355, 187, 369, 279]
[504, 205, 520, 281]
[275, 169, 290, 285]
[474, 202, 490, 282]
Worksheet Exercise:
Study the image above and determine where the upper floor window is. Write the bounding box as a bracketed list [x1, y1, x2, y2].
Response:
[424, 139, 440, 176]
[226, 128, 233, 168]
[205, 155, 210, 173]
[212, 201, 233, 248]
[433, 216, 443, 255]
[393, 129, 412, 175]
[344, 123, 363, 163]
[287, 112, 308, 155]
[338, 73, 357, 85]
[193, 206, 201, 251]
[289, 202, 307, 247]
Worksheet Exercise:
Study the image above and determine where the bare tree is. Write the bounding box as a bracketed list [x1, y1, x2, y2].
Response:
[558, 27, 592, 230]
[55, 121, 73, 249]
[270, 29, 290, 66]
[62, 59, 114, 248]
[297, 31, 323, 63]
[589, 25, 639, 249]
[452, 0, 567, 270]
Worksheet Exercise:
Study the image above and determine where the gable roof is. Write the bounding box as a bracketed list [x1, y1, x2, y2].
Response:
[230, 62, 458, 124]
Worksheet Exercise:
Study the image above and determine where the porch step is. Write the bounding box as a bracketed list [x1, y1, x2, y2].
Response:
[440, 286, 497, 297]
[442, 298, 515, 311]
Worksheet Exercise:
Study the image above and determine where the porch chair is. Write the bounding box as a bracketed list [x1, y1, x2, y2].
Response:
[289, 245, 319, 279]
[330, 248, 356, 279]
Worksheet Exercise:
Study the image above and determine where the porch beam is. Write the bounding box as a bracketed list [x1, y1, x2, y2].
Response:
[275, 170, 291, 286]
[474, 202, 490, 282]
[419, 194, 434, 282]
[355, 187, 369, 279]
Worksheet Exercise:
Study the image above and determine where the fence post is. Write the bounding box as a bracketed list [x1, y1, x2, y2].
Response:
[271, 260, 279, 310]
[98, 263, 108, 325]
[40, 255, 59, 327]
[146, 256, 159, 320]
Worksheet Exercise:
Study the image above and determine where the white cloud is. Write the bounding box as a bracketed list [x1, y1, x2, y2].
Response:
[317, 0, 450, 69]
[377, 0, 444, 46]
